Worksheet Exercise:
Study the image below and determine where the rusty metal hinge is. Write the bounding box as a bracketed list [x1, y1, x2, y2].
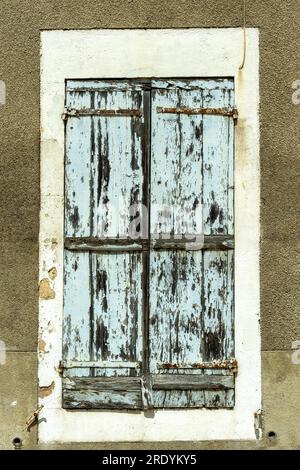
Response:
[62, 107, 78, 121]
[157, 106, 238, 122]
[158, 358, 238, 374]
[233, 106, 238, 125]
[62, 107, 142, 120]
[56, 360, 65, 376]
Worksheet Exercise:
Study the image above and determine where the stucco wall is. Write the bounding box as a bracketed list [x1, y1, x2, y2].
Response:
[0, 0, 300, 449]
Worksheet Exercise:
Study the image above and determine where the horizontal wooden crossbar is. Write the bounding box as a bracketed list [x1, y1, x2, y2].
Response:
[65, 238, 143, 252]
[62, 374, 235, 409]
[64, 235, 234, 252]
[63, 376, 143, 409]
[151, 235, 234, 250]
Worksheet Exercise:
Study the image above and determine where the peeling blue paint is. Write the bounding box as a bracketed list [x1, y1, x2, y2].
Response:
[63, 79, 235, 410]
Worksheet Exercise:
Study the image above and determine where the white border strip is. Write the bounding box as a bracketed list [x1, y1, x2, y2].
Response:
[39, 28, 260, 443]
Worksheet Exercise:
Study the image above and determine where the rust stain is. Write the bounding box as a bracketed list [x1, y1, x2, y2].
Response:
[39, 278, 55, 300]
[156, 106, 238, 117]
[63, 107, 142, 118]
[48, 267, 57, 280]
[38, 339, 47, 353]
[39, 381, 55, 398]
[55, 361, 64, 376]
[160, 358, 238, 373]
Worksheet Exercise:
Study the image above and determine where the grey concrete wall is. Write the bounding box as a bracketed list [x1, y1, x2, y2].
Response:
[0, 0, 299, 449]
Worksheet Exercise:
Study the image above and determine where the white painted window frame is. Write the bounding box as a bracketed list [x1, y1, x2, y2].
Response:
[39, 28, 260, 443]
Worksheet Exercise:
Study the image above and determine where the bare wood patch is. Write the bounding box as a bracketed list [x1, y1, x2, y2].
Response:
[152, 373, 234, 390]
[39, 278, 55, 300]
[158, 358, 238, 373]
[38, 339, 48, 354]
[63, 376, 143, 409]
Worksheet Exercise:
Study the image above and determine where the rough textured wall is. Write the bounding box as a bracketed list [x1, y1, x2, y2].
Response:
[0, 0, 300, 449]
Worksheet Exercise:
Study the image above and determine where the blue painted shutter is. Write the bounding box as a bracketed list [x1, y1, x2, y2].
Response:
[63, 81, 148, 409]
[62, 79, 236, 409]
[149, 79, 235, 408]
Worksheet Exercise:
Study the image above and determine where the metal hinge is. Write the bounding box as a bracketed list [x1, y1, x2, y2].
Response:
[62, 107, 78, 121]
[157, 105, 238, 123]
[57, 360, 140, 374]
[158, 358, 238, 374]
[233, 106, 238, 125]
[62, 107, 142, 120]
[56, 360, 65, 375]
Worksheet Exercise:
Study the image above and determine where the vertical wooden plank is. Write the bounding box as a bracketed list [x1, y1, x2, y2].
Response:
[64, 90, 92, 379]
[141, 90, 151, 396]
[202, 251, 234, 407]
[202, 82, 234, 234]
[149, 250, 202, 369]
[65, 91, 92, 237]
[92, 252, 143, 378]
[63, 250, 90, 378]
[150, 79, 234, 408]
[202, 251, 234, 361]
[89, 87, 145, 379]
[91, 89, 144, 238]
[149, 84, 204, 407]
[150, 87, 203, 236]
[64, 84, 146, 392]
[202, 80, 235, 407]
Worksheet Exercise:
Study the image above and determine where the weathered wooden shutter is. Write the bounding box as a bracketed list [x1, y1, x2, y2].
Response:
[149, 79, 235, 408]
[62, 78, 236, 409]
[63, 80, 149, 408]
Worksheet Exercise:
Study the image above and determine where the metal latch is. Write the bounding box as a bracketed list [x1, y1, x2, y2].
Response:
[24, 405, 44, 432]
[254, 409, 263, 439]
